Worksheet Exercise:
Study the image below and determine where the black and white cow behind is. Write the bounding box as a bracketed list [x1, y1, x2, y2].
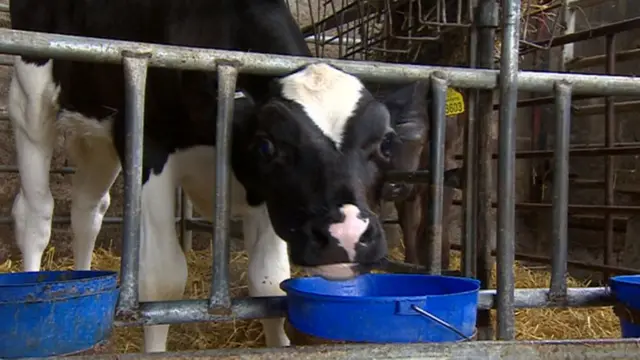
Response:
[7, 0, 432, 353]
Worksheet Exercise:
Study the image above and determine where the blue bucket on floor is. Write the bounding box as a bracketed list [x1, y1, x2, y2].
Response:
[280, 273, 480, 343]
[610, 275, 640, 338]
[0, 270, 119, 358]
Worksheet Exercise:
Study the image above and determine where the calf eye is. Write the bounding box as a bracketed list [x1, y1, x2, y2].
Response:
[378, 132, 395, 159]
[255, 137, 277, 161]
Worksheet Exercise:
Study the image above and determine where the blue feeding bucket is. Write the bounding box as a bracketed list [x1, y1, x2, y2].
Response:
[280, 273, 480, 343]
[610, 275, 640, 338]
[0, 270, 119, 358]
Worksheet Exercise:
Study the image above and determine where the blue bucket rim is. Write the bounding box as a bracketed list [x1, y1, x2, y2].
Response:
[0, 270, 117, 287]
[280, 273, 481, 303]
[610, 275, 640, 288]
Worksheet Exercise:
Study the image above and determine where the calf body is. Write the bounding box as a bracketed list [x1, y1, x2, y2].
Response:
[9, 0, 398, 352]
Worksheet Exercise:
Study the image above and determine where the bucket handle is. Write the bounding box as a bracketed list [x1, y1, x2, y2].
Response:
[410, 305, 474, 341]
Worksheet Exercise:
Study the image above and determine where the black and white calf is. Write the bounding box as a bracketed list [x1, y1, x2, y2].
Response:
[8, 0, 406, 353]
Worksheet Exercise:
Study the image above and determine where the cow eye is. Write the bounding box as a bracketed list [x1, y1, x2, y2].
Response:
[378, 132, 395, 159]
[255, 137, 276, 161]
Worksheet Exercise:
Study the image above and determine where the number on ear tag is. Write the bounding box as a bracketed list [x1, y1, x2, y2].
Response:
[445, 88, 465, 116]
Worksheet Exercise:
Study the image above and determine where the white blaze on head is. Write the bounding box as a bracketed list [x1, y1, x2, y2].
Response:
[278, 63, 364, 148]
[328, 204, 369, 262]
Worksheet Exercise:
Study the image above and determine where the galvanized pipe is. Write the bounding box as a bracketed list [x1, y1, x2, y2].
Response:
[117, 51, 151, 316]
[604, 34, 616, 280]
[209, 65, 239, 313]
[496, 0, 521, 340]
[113, 287, 613, 326]
[426, 73, 449, 274]
[4, 29, 640, 94]
[549, 82, 572, 301]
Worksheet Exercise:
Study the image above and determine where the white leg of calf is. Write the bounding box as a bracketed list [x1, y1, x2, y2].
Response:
[138, 156, 187, 353]
[243, 205, 291, 348]
[8, 59, 59, 272]
[67, 132, 121, 270]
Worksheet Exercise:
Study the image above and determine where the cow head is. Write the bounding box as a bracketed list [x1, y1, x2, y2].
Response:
[380, 81, 429, 202]
[232, 63, 402, 280]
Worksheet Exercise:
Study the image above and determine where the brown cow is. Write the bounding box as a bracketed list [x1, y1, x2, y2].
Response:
[381, 82, 464, 270]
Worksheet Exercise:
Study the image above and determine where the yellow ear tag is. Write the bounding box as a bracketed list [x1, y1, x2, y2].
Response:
[445, 88, 465, 116]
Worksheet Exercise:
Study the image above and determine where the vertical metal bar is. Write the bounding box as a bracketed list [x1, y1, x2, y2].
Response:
[604, 34, 616, 280]
[549, 81, 572, 300]
[474, 0, 499, 341]
[427, 73, 449, 275]
[462, 0, 480, 278]
[117, 51, 151, 315]
[180, 191, 194, 252]
[496, 0, 521, 341]
[209, 64, 239, 313]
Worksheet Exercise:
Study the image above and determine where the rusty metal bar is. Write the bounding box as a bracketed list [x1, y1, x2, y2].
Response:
[462, 0, 480, 278]
[449, 243, 640, 275]
[209, 65, 239, 314]
[474, 0, 499, 341]
[453, 145, 640, 160]
[604, 34, 616, 280]
[117, 50, 151, 316]
[451, 199, 640, 215]
[573, 99, 640, 117]
[566, 47, 640, 70]
[55, 338, 640, 360]
[549, 81, 572, 301]
[522, 16, 640, 54]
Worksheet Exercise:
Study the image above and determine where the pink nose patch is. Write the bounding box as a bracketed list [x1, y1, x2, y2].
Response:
[328, 204, 369, 261]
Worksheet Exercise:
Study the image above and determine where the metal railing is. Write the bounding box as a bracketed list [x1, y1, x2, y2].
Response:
[2, 0, 640, 356]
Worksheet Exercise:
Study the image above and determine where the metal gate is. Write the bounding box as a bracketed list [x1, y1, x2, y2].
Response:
[1, 0, 640, 358]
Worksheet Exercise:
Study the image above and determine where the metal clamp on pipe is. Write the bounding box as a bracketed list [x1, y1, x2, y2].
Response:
[549, 81, 572, 304]
[117, 50, 152, 320]
[209, 64, 239, 315]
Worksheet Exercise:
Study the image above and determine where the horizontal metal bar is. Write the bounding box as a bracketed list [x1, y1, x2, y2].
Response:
[449, 243, 640, 275]
[523, 16, 640, 53]
[566, 47, 640, 70]
[53, 339, 640, 360]
[573, 99, 640, 116]
[3, 29, 640, 95]
[0, 164, 75, 174]
[0, 216, 181, 225]
[502, 94, 595, 110]
[450, 199, 640, 215]
[116, 287, 612, 327]
[454, 145, 640, 161]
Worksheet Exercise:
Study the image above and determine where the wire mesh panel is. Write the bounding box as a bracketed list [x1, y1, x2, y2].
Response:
[286, 0, 471, 62]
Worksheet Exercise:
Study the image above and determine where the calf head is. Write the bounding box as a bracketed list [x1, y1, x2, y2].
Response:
[232, 63, 400, 280]
[380, 81, 429, 202]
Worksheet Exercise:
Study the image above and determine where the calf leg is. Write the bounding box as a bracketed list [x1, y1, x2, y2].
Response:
[244, 205, 291, 347]
[396, 197, 422, 265]
[66, 126, 121, 270]
[138, 155, 187, 352]
[8, 58, 58, 272]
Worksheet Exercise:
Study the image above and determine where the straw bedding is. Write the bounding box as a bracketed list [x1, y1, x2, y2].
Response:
[0, 242, 620, 353]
